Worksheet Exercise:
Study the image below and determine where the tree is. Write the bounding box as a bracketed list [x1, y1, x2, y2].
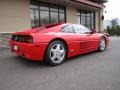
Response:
[111, 26, 116, 36]
[106, 25, 120, 36]
[106, 26, 111, 35]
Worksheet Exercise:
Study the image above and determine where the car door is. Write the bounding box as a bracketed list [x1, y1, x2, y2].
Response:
[61, 24, 80, 57]
[72, 24, 98, 53]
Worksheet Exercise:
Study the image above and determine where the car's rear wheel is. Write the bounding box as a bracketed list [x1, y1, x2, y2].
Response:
[45, 41, 67, 66]
[98, 37, 106, 52]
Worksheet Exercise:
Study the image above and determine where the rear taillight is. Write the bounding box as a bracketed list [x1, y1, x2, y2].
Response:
[12, 35, 33, 43]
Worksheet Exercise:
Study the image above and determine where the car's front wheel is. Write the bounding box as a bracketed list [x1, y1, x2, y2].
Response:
[98, 37, 106, 52]
[45, 41, 67, 66]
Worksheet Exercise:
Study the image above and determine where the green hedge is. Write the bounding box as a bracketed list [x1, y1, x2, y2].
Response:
[106, 25, 120, 36]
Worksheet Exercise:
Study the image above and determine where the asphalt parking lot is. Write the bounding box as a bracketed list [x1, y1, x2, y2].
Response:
[0, 37, 120, 90]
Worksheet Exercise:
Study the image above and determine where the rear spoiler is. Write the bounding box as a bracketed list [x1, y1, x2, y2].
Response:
[36, 22, 64, 32]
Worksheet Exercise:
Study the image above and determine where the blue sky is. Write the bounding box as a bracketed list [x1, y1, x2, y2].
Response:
[104, 0, 120, 20]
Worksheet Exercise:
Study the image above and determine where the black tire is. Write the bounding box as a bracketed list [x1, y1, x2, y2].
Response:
[44, 40, 67, 66]
[98, 37, 106, 52]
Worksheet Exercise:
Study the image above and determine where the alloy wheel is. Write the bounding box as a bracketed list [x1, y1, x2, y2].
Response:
[99, 38, 106, 51]
[50, 43, 65, 64]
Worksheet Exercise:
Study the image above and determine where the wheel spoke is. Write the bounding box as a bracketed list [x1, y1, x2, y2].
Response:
[51, 49, 56, 53]
[56, 44, 60, 51]
[56, 55, 61, 60]
[51, 54, 56, 60]
[59, 50, 65, 55]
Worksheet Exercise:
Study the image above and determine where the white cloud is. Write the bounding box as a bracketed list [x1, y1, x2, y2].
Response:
[104, 0, 120, 20]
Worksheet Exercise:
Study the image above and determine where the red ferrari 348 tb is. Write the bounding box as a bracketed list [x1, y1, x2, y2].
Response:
[10, 23, 109, 66]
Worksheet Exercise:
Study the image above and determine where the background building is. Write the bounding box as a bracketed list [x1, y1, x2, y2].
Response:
[103, 20, 112, 29]
[0, 0, 107, 48]
[112, 18, 120, 26]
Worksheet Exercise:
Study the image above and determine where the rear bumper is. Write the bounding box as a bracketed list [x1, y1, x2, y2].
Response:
[10, 41, 48, 61]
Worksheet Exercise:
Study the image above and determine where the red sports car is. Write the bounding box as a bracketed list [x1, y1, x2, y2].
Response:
[10, 23, 109, 65]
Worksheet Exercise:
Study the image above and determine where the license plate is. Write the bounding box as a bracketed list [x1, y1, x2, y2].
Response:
[13, 45, 18, 51]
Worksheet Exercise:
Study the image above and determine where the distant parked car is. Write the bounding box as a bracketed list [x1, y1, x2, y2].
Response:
[10, 23, 109, 66]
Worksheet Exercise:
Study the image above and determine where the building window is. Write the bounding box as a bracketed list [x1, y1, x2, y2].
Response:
[30, 1, 66, 28]
[77, 10, 95, 29]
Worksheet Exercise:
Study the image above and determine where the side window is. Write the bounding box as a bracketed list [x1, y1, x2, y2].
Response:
[73, 24, 90, 34]
[61, 25, 75, 33]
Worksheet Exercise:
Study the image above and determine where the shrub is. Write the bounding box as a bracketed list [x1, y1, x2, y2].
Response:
[106, 25, 120, 36]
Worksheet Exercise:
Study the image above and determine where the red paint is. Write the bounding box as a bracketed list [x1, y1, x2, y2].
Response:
[10, 23, 109, 61]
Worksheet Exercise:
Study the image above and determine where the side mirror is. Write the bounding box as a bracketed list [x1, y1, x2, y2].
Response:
[91, 29, 96, 34]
